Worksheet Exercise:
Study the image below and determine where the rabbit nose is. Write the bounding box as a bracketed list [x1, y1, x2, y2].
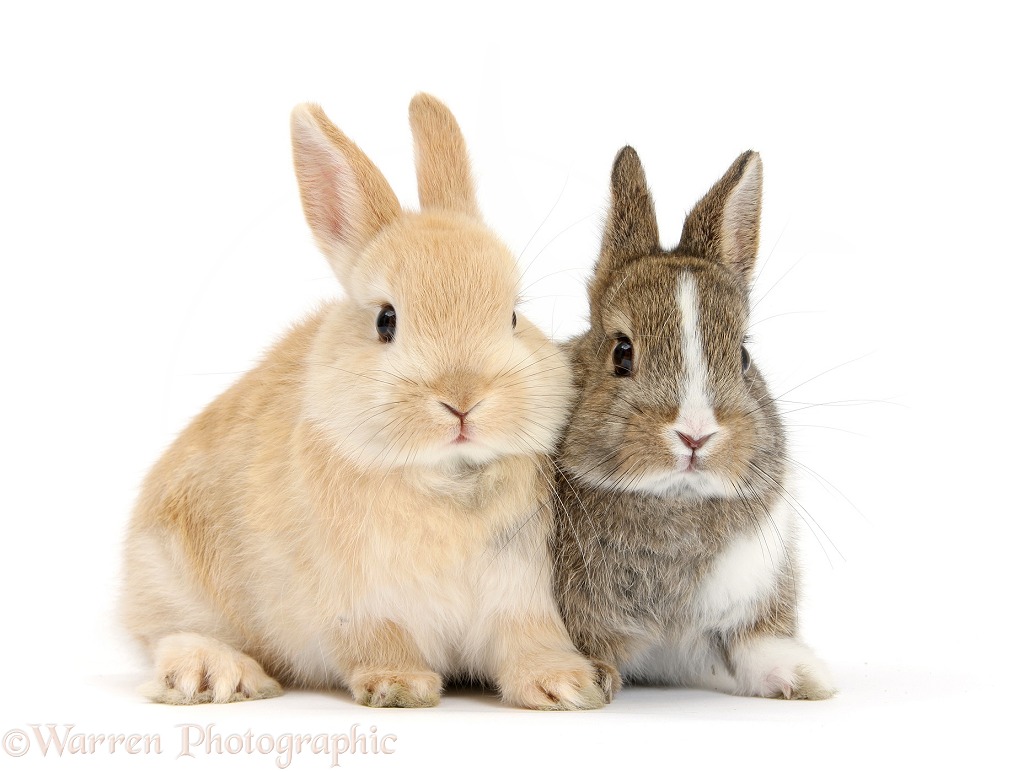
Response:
[677, 431, 715, 451]
[440, 402, 471, 420]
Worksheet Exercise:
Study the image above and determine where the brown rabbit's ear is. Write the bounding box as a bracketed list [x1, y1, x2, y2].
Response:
[597, 146, 661, 276]
[408, 93, 481, 219]
[675, 151, 762, 281]
[291, 103, 401, 285]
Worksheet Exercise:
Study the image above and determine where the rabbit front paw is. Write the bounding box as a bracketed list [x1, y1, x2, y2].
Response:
[756, 661, 837, 700]
[737, 636, 836, 700]
[590, 657, 622, 702]
[499, 653, 608, 711]
[141, 633, 283, 705]
[349, 670, 442, 708]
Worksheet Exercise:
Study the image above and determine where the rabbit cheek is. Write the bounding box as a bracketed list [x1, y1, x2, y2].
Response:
[709, 406, 758, 483]
[622, 406, 682, 480]
[561, 387, 651, 491]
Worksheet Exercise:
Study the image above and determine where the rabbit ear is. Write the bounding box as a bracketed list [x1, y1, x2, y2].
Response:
[291, 103, 401, 285]
[408, 93, 481, 218]
[676, 151, 762, 281]
[598, 146, 661, 275]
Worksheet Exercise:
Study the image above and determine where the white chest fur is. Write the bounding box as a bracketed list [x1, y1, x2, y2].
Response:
[691, 500, 795, 631]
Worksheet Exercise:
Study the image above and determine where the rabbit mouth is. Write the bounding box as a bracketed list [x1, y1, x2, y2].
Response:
[438, 430, 499, 463]
[449, 422, 475, 445]
[676, 453, 699, 473]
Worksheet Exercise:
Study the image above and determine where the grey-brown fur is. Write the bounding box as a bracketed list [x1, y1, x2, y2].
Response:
[552, 147, 835, 700]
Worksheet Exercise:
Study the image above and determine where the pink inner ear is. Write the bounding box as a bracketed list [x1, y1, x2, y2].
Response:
[291, 106, 400, 270]
[293, 124, 354, 251]
[315, 163, 347, 243]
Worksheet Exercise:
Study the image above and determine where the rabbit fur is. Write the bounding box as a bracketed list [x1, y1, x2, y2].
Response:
[120, 95, 609, 710]
[552, 147, 836, 701]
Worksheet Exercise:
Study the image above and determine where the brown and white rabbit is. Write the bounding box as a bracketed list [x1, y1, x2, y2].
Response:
[552, 146, 835, 700]
[120, 94, 609, 710]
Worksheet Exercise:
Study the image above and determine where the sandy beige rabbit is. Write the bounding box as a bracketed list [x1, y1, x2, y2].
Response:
[120, 94, 608, 710]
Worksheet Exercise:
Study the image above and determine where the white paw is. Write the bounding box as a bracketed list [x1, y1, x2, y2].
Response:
[735, 636, 836, 700]
[141, 633, 283, 705]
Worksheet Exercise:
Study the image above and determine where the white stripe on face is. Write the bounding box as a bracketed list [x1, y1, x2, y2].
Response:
[675, 273, 720, 439]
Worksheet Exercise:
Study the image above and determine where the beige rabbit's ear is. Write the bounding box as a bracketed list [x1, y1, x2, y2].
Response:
[408, 93, 480, 219]
[675, 151, 762, 282]
[291, 103, 401, 285]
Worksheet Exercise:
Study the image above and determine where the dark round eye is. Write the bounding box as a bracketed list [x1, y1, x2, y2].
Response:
[512, 311, 517, 329]
[741, 345, 751, 374]
[376, 305, 397, 343]
[612, 336, 634, 377]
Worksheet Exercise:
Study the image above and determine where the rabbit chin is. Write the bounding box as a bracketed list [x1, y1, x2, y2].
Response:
[420, 437, 506, 470]
[627, 466, 735, 500]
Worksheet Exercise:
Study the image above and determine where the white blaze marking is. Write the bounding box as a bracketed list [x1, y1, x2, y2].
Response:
[676, 274, 719, 438]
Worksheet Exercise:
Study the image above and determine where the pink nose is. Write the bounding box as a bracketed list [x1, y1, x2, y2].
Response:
[677, 431, 715, 451]
[440, 402, 470, 420]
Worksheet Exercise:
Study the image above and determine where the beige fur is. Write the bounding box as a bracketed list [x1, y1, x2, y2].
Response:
[121, 95, 605, 710]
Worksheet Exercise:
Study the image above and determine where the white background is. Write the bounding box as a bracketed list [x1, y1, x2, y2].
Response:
[1, 1, 1014, 769]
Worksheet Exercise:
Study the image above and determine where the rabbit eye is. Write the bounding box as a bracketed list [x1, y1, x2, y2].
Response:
[512, 311, 517, 329]
[612, 336, 634, 377]
[376, 305, 397, 343]
[741, 345, 751, 374]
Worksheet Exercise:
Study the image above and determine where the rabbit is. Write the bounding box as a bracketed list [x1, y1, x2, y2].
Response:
[552, 146, 836, 701]
[120, 94, 610, 711]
